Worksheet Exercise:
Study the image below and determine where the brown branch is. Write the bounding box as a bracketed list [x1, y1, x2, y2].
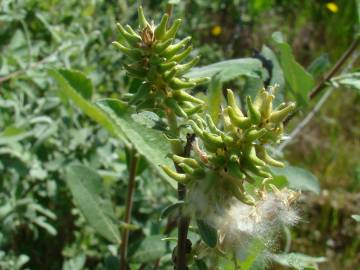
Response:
[284, 37, 359, 126]
[308, 38, 359, 99]
[120, 147, 139, 270]
[175, 133, 195, 270]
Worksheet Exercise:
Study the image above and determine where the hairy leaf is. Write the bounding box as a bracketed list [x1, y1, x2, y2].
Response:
[160, 201, 184, 220]
[207, 74, 223, 124]
[96, 99, 176, 188]
[49, 69, 127, 143]
[185, 58, 263, 82]
[331, 72, 360, 92]
[272, 32, 315, 106]
[65, 164, 120, 244]
[130, 235, 166, 263]
[196, 219, 217, 248]
[271, 166, 320, 194]
[271, 253, 326, 270]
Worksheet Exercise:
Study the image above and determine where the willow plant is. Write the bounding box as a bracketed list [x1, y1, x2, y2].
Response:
[114, 6, 299, 269]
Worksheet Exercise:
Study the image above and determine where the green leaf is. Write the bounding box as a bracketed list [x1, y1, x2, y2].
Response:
[194, 259, 208, 270]
[65, 164, 120, 244]
[130, 235, 166, 263]
[185, 58, 263, 83]
[307, 54, 330, 78]
[271, 253, 326, 270]
[352, 214, 360, 222]
[261, 45, 285, 106]
[160, 201, 184, 220]
[272, 32, 315, 106]
[49, 69, 127, 142]
[62, 253, 86, 270]
[0, 126, 33, 145]
[271, 166, 320, 194]
[331, 72, 360, 92]
[196, 219, 218, 248]
[104, 256, 120, 270]
[57, 69, 93, 100]
[96, 99, 176, 188]
[238, 239, 266, 270]
[207, 74, 223, 124]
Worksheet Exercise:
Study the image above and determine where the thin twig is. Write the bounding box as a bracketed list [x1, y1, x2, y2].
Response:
[275, 49, 360, 155]
[120, 147, 139, 270]
[275, 87, 334, 156]
[283, 37, 360, 125]
[308, 38, 359, 99]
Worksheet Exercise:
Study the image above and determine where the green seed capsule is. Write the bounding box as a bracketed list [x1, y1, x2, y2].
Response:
[169, 46, 192, 62]
[159, 61, 177, 72]
[202, 132, 223, 147]
[179, 163, 205, 178]
[172, 155, 200, 168]
[269, 102, 296, 124]
[116, 23, 141, 46]
[253, 88, 265, 110]
[274, 102, 287, 111]
[192, 115, 206, 130]
[165, 98, 188, 118]
[223, 109, 237, 133]
[175, 56, 199, 76]
[154, 38, 173, 54]
[242, 160, 271, 178]
[154, 14, 169, 40]
[161, 37, 191, 59]
[245, 128, 267, 142]
[190, 77, 210, 85]
[183, 104, 203, 116]
[173, 90, 204, 104]
[227, 107, 252, 129]
[179, 163, 205, 179]
[188, 120, 204, 137]
[125, 24, 138, 36]
[161, 165, 189, 184]
[192, 168, 206, 178]
[259, 91, 274, 120]
[231, 188, 255, 205]
[163, 67, 177, 80]
[256, 146, 285, 167]
[112, 42, 142, 60]
[245, 146, 266, 166]
[226, 89, 243, 116]
[205, 114, 222, 135]
[169, 78, 196, 90]
[138, 6, 150, 29]
[178, 162, 195, 175]
[162, 19, 182, 41]
[246, 96, 261, 125]
[221, 133, 234, 145]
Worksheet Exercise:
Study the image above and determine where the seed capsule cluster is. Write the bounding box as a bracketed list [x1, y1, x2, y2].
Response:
[114, 7, 207, 115]
[162, 87, 296, 205]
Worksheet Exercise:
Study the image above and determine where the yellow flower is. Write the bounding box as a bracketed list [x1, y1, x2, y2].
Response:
[326, 2, 339, 13]
[211, 25, 222, 37]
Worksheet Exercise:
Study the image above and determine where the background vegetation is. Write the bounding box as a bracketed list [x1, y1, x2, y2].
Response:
[0, 0, 359, 269]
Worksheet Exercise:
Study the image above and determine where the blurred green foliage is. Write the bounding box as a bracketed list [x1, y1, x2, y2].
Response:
[0, 0, 359, 269]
